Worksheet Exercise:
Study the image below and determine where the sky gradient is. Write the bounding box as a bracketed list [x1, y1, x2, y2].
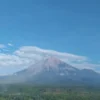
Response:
[0, 0, 100, 74]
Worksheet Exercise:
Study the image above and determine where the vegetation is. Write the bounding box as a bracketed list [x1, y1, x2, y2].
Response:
[0, 84, 100, 100]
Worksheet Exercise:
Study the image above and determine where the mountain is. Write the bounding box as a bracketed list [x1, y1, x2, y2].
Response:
[16, 56, 78, 77]
[0, 57, 100, 86]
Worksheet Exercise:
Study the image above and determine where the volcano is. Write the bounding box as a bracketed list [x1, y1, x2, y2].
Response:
[0, 57, 100, 86]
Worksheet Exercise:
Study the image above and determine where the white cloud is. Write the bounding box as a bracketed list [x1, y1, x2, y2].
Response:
[0, 46, 100, 74]
[0, 44, 6, 49]
[2, 49, 9, 52]
[14, 46, 87, 62]
[8, 43, 13, 46]
[72, 62, 100, 70]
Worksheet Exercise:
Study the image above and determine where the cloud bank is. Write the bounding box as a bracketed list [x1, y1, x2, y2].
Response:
[0, 46, 99, 74]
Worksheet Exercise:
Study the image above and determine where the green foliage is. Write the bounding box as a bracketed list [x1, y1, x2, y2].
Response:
[0, 84, 100, 100]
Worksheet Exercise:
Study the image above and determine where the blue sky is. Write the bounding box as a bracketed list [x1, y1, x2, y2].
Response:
[0, 0, 100, 74]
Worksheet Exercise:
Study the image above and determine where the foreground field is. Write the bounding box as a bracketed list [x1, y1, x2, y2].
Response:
[0, 85, 100, 100]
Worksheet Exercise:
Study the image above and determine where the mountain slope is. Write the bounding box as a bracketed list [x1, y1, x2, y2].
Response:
[0, 57, 100, 86]
[16, 57, 79, 76]
[14, 57, 100, 85]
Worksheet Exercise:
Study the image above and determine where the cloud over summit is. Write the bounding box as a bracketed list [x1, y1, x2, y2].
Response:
[0, 46, 99, 74]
